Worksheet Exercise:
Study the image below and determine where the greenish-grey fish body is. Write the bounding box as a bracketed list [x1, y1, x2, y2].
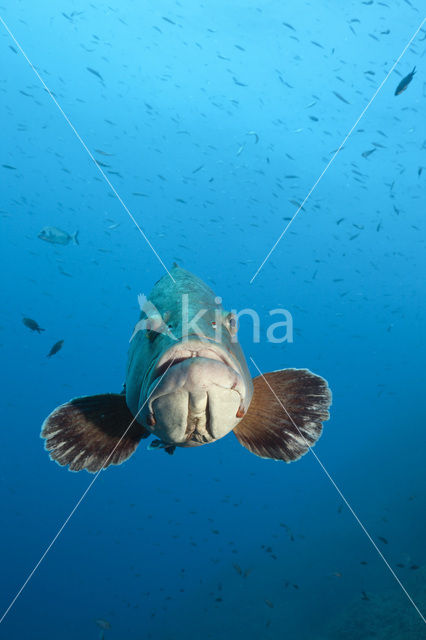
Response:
[126, 266, 253, 447]
[41, 266, 331, 473]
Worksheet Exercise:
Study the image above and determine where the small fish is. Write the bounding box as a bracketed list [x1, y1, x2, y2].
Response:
[333, 91, 350, 104]
[361, 591, 370, 601]
[95, 619, 111, 630]
[378, 536, 388, 544]
[192, 165, 204, 174]
[246, 131, 259, 143]
[2, 164, 16, 170]
[87, 67, 104, 83]
[394, 67, 416, 96]
[289, 199, 305, 210]
[58, 267, 73, 278]
[38, 226, 79, 246]
[233, 77, 247, 87]
[362, 148, 376, 158]
[94, 149, 114, 156]
[47, 340, 64, 358]
[22, 317, 45, 333]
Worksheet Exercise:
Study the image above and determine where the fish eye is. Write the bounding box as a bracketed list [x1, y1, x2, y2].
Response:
[147, 329, 161, 343]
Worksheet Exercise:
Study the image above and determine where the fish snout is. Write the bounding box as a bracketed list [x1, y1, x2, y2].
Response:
[144, 357, 246, 445]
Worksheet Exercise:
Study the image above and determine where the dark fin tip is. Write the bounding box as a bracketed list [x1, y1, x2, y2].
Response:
[234, 368, 332, 462]
[41, 393, 149, 473]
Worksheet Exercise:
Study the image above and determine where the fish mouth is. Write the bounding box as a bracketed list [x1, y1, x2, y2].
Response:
[144, 337, 247, 446]
[152, 337, 241, 382]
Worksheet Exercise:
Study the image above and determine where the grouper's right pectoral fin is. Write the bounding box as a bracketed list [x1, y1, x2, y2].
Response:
[41, 394, 150, 473]
[233, 369, 332, 462]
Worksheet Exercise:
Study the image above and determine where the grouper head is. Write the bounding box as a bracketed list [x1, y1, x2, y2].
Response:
[126, 267, 253, 448]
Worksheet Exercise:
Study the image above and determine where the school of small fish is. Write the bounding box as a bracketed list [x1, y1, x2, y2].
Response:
[2, 2, 424, 635]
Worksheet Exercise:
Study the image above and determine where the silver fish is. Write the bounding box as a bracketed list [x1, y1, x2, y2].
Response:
[38, 226, 79, 246]
[41, 267, 331, 472]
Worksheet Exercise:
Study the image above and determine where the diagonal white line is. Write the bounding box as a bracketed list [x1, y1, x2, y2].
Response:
[0, 14, 175, 282]
[0, 357, 176, 625]
[250, 17, 426, 284]
[249, 356, 426, 624]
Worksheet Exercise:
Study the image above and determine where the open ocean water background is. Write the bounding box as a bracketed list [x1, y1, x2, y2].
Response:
[1, 1, 425, 638]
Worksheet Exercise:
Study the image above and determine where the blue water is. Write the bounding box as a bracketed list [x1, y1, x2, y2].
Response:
[1, 1, 425, 638]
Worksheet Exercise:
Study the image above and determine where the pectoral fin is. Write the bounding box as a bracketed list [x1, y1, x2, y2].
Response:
[41, 394, 149, 472]
[233, 369, 331, 462]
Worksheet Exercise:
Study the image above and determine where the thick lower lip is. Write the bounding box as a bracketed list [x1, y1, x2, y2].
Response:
[152, 339, 239, 381]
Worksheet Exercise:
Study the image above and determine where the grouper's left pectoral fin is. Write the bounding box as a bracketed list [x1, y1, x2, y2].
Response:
[41, 394, 150, 473]
[233, 369, 332, 462]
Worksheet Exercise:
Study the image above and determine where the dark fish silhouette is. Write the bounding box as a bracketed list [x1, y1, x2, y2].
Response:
[394, 67, 416, 96]
[333, 91, 350, 104]
[47, 340, 64, 358]
[362, 148, 376, 158]
[41, 267, 332, 472]
[86, 67, 104, 83]
[22, 317, 45, 333]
